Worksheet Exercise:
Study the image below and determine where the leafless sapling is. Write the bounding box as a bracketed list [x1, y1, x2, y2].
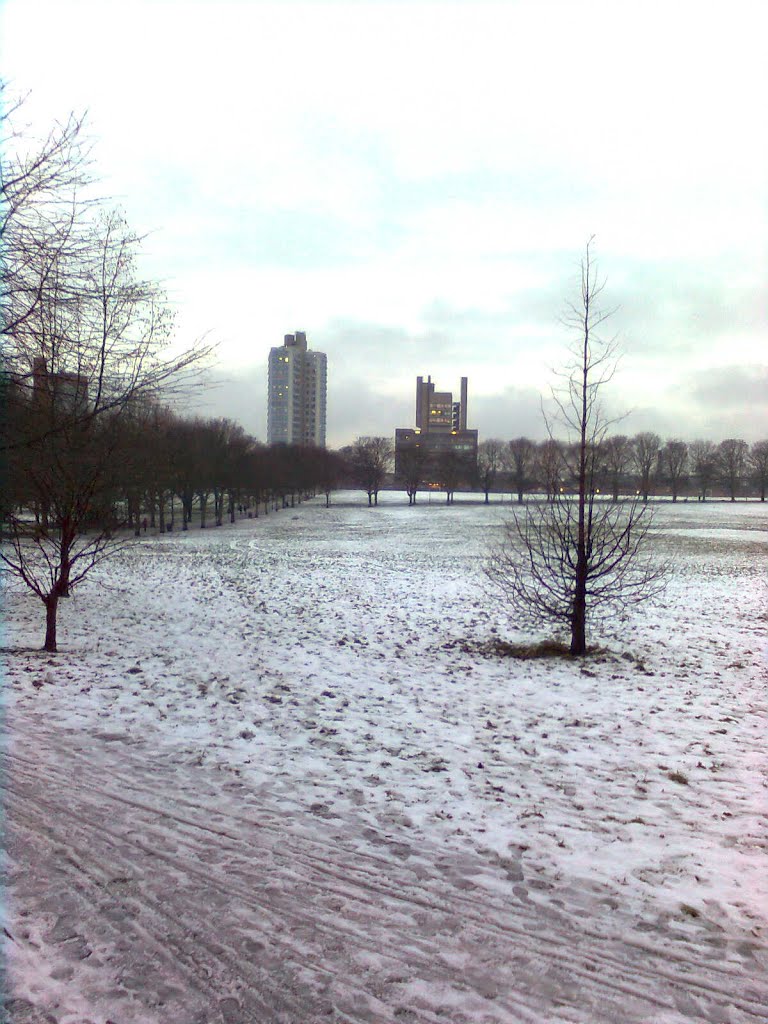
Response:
[486, 240, 665, 656]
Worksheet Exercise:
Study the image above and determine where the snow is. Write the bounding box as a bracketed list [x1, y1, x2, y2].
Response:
[2, 493, 767, 1023]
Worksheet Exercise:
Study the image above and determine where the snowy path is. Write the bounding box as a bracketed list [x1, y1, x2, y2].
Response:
[4, 716, 767, 1024]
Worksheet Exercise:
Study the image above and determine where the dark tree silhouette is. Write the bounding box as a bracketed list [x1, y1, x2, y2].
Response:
[748, 440, 768, 502]
[505, 437, 536, 503]
[632, 432, 661, 503]
[661, 440, 688, 502]
[536, 439, 563, 502]
[397, 445, 427, 505]
[435, 449, 462, 504]
[477, 439, 504, 503]
[717, 438, 748, 501]
[349, 436, 392, 506]
[598, 434, 632, 502]
[690, 440, 717, 501]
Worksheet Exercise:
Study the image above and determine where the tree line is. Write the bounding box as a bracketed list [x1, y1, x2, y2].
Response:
[344, 434, 768, 505]
[474, 434, 768, 504]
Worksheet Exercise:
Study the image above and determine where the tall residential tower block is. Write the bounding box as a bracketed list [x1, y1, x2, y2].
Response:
[267, 331, 327, 447]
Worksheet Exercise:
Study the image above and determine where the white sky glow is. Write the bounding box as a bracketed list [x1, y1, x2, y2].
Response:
[2, 0, 766, 445]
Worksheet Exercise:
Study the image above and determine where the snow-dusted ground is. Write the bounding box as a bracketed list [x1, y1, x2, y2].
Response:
[2, 493, 767, 1023]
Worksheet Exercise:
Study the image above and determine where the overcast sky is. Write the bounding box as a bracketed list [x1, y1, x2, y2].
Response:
[2, 0, 766, 446]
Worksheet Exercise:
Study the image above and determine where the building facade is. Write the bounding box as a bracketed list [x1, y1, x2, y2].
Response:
[395, 374, 478, 480]
[31, 356, 90, 416]
[267, 331, 327, 447]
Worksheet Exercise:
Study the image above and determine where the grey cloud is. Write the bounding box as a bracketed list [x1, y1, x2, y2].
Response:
[325, 382, 411, 449]
[469, 388, 549, 442]
[689, 364, 768, 411]
[607, 265, 765, 357]
[614, 365, 768, 442]
[319, 319, 464, 371]
[192, 366, 268, 441]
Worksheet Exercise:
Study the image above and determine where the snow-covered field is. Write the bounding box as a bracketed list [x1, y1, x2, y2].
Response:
[2, 493, 767, 1023]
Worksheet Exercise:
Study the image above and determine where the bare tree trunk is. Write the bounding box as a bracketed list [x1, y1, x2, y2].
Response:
[571, 287, 590, 657]
[182, 493, 192, 530]
[58, 527, 74, 597]
[58, 563, 71, 599]
[571, 563, 587, 655]
[44, 594, 58, 652]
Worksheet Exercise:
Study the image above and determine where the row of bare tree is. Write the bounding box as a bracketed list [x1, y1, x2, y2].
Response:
[342, 434, 768, 506]
[2, 385, 348, 649]
[476, 434, 768, 504]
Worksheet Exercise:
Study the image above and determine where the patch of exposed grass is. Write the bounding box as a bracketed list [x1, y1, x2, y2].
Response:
[491, 638, 574, 660]
[444, 636, 641, 663]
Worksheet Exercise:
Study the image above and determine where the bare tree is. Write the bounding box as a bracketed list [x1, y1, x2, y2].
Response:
[477, 439, 504, 503]
[661, 439, 688, 502]
[690, 440, 717, 501]
[598, 434, 632, 502]
[436, 449, 462, 504]
[315, 448, 345, 507]
[349, 436, 393, 506]
[2, 401, 128, 651]
[748, 440, 768, 502]
[505, 437, 536, 503]
[717, 438, 749, 501]
[631, 432, 661, 503]
[0, 83, 93, 354]
[535, 439, 563, 502]
[397, 445, 427, 505]
[1, 202, 211, 651]
[487, 240, 664, 656]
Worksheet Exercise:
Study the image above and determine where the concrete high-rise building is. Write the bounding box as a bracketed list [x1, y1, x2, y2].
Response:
[395, 374, 478, 478]
[267, 331, 327, 447]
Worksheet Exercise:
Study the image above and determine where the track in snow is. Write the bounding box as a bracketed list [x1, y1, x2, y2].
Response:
[3, 721, 767, 1024]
